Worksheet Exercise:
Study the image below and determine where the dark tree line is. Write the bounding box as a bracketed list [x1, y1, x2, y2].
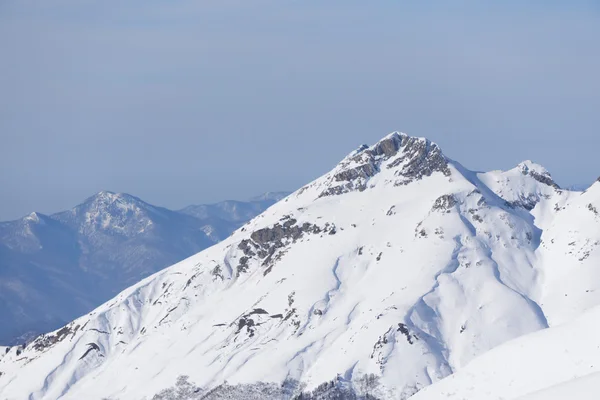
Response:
[151, 374, 382, 400]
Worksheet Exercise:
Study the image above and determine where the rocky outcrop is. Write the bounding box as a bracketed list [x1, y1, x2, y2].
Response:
[518, 162, 560, 189]
[432, 194, 458, 213]
[388, 136, 451, 185]
[319, 133, 451, 197]
[31, 323, 80, 352]
[237, 217, 334, 276]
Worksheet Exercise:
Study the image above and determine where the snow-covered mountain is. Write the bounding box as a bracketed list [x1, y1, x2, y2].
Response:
[1, 132, 599, 400]
[0, 192, 287, 345]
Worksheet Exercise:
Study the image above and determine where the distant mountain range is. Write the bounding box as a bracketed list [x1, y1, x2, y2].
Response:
[0, 191, 288, 344]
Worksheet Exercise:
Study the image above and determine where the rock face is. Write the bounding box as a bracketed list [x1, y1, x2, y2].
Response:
[318, 133, 451, 197]
[1, 132, 598, 400]
[239, 217, 334, 275]
[518, 161, 559, 189]
[0, 192, 288, 345]
[432, 194, 458, 212]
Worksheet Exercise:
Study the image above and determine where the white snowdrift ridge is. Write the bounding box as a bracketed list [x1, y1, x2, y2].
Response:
[411, 304, 600, 400]
[1, 132, 599, 400]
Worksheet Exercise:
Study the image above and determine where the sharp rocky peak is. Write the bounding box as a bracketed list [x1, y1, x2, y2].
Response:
[23, 212, 46, 224]
[317, 132, 451, 197]
[516, 160, 559, 189]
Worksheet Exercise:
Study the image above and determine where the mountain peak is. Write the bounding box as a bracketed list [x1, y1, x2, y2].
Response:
[517, 160, 549, 176]
[85, 190, 139, 205]
[316, 132, 451, 197]
[368, 131, 406, 157]
[24, 212, 43, 224]
[516, 160, 559, 188]
[54, 191, 161, 237]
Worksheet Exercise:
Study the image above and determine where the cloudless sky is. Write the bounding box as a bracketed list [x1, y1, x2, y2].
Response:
[1, 0, 599, 220]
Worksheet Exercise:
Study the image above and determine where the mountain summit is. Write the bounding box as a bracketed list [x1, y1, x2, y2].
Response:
[315, 132, 450, 197]
[1, 132, 599, 400]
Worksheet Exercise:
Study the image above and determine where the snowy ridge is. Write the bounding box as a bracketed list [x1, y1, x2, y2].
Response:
[1, 132, 599, 399]
[411, 304, 600, 400]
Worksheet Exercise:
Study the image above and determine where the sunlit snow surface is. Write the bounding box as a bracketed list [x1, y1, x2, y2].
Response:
[1, 132, 599, 399]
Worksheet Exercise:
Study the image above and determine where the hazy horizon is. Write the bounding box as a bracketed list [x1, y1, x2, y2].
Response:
[2, 1, 599, 220]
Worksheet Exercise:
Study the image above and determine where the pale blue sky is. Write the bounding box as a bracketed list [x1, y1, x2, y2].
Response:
[1, 1, 599, 220]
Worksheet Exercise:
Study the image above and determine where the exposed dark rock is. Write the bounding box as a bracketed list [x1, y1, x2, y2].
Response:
[432, 194, 457, 212]
[397, 323, 418, 345]
[250, 219, 318, 246]
[238, 239, 256, 257]
[371, 135, 402, 158]
[236, 220, 331, 276]
[388, 136, 451, 186]
[318, 185, 348, 197]
[237, 256, 250, 276]
[506, 194, 540, 211]
[31, 324, 80, 352]
[250, 308, 269, 315]
[236, 317, 256, 337]
[320, 133, 451, 197]
[283, 308, 297, 321]
[371, 327, 391, 362]
[79, 342, 101, 360]
[520, 165, 560, 189]
[184, 273, 200, 290]
[334, 163, 378, 185]
[211, 265, 224, 280]
[88, 328, 109, 334]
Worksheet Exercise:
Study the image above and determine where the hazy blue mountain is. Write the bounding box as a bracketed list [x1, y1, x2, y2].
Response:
[179, 191, 289, 222]
[0, 191, 288, 344]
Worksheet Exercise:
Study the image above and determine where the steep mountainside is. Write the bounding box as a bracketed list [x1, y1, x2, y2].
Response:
[0, 192, 286, 345]
[1, 132, 598, 400]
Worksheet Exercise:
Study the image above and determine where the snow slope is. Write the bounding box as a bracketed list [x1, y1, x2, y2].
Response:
[411, 304, 600, 400]
[0, 132, 598, 399]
